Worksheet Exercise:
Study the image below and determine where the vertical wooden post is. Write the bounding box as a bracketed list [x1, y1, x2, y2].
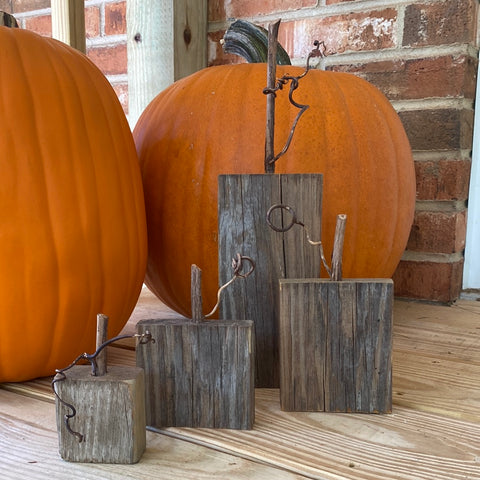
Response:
[127, 0, 207, 127]
[51, 0, 86, 54]
[218, 173, 323, 387]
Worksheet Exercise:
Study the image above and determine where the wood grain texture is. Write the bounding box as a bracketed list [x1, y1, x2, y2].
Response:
[331, 214, 347, 280]
[218, 174, 323, 388]
[2, 291, 479, 480]
[164, 389, 480, 480]
[51, 0, 86, 53]
[127, 0, 207, 127]
[136, 318, 255, 429]
[95, 314, 109, 376]
[54, 365, 146, 463]
[0, 390, 307, 480]
[191, 265, 203, 322]
[279, 279, 392, 413]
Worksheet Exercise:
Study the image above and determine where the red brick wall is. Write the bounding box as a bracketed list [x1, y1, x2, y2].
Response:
[2, 0, 478, 302]
[209, 0, 479, 303]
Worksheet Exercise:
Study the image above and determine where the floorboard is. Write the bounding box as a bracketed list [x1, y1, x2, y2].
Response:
[1, 289, 479, 479]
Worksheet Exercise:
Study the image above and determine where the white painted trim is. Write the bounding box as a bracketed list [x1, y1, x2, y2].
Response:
[463, 54, 480, 290]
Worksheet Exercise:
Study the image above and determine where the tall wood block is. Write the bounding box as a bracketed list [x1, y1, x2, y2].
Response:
[218, 173, 323, 387]
[279, 279, 393, 413]
[136, 318, 255, 429]
[54, 365, 146, 463]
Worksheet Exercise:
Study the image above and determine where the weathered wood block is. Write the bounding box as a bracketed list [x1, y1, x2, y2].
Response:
[54, 365, 146, 463]
[136, 318, 255, 429]
[218, 173, 323, 388]
[279, 279, 393, 413]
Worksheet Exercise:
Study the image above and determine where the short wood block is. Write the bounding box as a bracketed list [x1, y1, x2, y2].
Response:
[136, 318, 255, 429]
[279, 279, 393, 413]
[54, 365, 146, 463]
[218, 173, 323, 388]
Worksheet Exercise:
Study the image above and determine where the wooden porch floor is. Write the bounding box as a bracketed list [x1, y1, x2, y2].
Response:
[1, 288, 479, 479]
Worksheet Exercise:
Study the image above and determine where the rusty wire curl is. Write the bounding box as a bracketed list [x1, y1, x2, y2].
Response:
[266, 203, 333, 279]
[205, 253, 255, 318]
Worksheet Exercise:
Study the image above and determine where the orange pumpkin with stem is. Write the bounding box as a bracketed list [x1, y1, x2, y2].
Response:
[0, 21, 147, 381]
[134, 25, 415, 318]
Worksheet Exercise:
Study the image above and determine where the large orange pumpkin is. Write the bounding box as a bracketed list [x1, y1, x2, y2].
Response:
[0, 27, 147, 381]
[134, 63, 415, 317]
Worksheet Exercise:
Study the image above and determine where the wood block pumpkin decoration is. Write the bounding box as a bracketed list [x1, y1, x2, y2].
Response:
[136, 263, 255, 430]
[132, 20, 416, 336]
[277, 213, 393, 413]
[52, 315, 153, 463]
[0, 17, 147, 381]
[279, 278, 393, 413]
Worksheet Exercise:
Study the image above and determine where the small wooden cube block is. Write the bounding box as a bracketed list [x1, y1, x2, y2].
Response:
[54, 365, 146, 463]
[279, 279, 393, 413]
[136, 318, 255, 429]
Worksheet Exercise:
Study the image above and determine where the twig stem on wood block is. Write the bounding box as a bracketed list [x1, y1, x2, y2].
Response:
[264, 19, 280, 174]
[191, 264, 203, 323]
[95, 314, 108, 376]
[331, 214, 347, 281]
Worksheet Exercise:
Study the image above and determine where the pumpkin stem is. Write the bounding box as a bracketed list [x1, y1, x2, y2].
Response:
[204, 254, 255, 319]
[0, 11, 19, 28]
[221, 19, 291, 65]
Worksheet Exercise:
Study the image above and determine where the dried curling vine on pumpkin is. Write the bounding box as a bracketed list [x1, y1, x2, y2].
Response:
[263, 40, 327, 168]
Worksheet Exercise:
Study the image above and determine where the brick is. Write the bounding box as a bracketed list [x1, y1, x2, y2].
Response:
[329, 55, 477, 101]
[24, 14, 51, 36]
[85, 6, 100, 39]
[111, 82, 128, 115]
[407, 210, 467, 254]
[208, 30, 245, 66]
[327, 0, 361, 3]
[217, 0, 316, 20]
[207, 0, 227, 22]
[11, 0, 49, 13]
[208, 0, 225, 23]
[105, 1, 126, 36]
[0, 1, 12, 13]
[399, 109, 474, 151]
[415, 159, 471, 201]
[403, 0, 477, 47]
[393, 259, 464, 303]
[281, 9, 397, 58]
[87, 44, 127, 76]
